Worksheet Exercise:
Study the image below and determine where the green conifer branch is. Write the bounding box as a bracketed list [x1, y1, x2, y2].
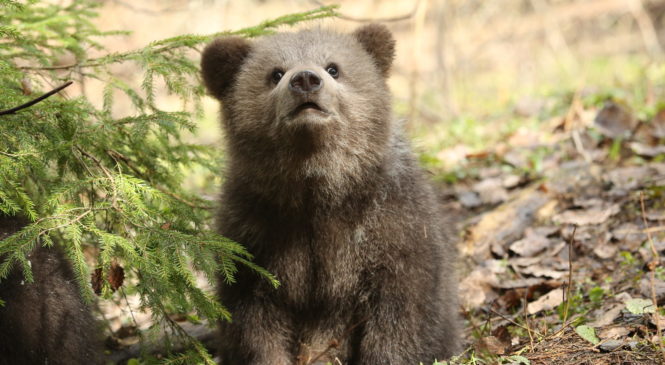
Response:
[0, 0, 336, 362]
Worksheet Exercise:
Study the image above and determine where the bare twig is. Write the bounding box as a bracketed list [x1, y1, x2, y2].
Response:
[488, 307, 532, 333]
[0, 81, 73, 116]
[523, 287, 535, 351]
[639, 191, 665, 358]
[562, 226, 576, 326]
[547, 226, 577, 341]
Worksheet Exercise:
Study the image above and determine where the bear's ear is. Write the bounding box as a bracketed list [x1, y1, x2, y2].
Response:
[201, 37, 252, 100]
[352, 23, 395, 77]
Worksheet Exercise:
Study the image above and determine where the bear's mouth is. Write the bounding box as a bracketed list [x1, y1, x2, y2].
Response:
[292, 102, 327, 116]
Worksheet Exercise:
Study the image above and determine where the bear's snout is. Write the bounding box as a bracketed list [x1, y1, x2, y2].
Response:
[289, 70, 322, 95]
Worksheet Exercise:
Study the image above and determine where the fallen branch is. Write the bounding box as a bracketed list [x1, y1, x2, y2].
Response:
[0, 81, 73, 116]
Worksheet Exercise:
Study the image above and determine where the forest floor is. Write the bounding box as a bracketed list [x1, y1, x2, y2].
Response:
[445, 91, 665, 364]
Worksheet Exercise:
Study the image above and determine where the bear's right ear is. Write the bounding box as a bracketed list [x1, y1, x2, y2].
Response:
[201, 37, 252, 100]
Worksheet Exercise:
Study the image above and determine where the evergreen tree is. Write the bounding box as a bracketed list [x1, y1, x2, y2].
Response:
[0, 0, 337, 362]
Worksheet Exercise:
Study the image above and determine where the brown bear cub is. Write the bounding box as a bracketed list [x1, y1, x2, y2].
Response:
[0, 216, 103, 365]
[202, 24, 460, 365]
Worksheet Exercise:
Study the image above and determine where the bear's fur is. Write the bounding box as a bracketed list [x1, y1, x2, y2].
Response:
[202, 24, 460, 365]
[0, 216, 103, 365]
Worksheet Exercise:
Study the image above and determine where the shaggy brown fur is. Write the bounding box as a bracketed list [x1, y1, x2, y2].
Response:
[202, 24, 460, 365]
[0, 216, 103, 365]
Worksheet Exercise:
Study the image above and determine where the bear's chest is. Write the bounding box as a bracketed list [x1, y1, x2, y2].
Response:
[258, 221, 370, 309]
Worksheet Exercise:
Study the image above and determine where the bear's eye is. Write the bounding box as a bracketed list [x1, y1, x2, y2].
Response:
[271, 69, 284, 84]
[326, 64, 339, 79]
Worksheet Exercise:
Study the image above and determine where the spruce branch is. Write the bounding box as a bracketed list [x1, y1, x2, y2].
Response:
[17, 5, 339, 73]
[0, 1, 338, 361]
[0, 81, 73, 116]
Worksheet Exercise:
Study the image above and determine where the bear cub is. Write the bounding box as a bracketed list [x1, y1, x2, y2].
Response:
[202, 24, 460, 365]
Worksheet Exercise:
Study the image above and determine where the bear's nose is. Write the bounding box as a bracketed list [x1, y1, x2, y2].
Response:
[289, 70, 322, 94]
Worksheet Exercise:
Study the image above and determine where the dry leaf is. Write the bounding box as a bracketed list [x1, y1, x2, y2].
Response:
[553, 204, 620, 226]
[605, 166, 650, 190]
[598, 326, 630, 340]
[509, 230, 551, 257]
[612, 223, 647, 251]
[527, 288, 564, 314]
[457, 190, 482, 208]
[475, 336, 507, 355]
[593, 242, 618, 259]
[589, 303, 624, 327]
[629, 142, 665, 157]
[594, 101, 637, 139]
[473, 178, 509, 205]
[464, 187, 549, 261]
[459, 267, 499, 309]
[640, 278, 665, 302]
[519, 265, 567, 279]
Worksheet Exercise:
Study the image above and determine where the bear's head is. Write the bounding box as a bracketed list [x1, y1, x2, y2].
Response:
[201, 24, 396, 192]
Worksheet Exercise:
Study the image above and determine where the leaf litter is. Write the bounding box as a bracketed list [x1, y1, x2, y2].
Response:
[450, 96, 665, 364]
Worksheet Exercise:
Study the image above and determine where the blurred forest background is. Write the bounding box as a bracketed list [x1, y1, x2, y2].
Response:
[85, 0, 665, 180]
[5, 0, 665, 363]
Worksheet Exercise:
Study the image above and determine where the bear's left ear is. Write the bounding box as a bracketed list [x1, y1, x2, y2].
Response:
[352, 23, 395, 77]
[201, 37, 252, 100]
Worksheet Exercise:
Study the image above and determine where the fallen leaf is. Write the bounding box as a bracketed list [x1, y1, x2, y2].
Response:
[509, 230, 551, 257]
[527, 288, 564, 314]
[646, 211, 665, 221]
[594, 101, 637, 139]
[519, 265, 567, 279]
[576, 325, 600, 345]
[475, 336, 506, 355]
[605, 166, 650, 190]
[640, 278, 665, 302]
[625, 298, 655, 315]
[593, 242, 618, 259]
[457, 190, 482, 208]
[612, 223, 647, 250]
[553, 204, 620, 226]
[589, 303, 625, 327]
[598, 326, 630, 339]
[648, 313, 665, 328]
[464, 186, 549, 261]
[459, 267, 499, 309]
[599, 339, 623, 352]
[629, 142, 665, 157]
[505, 355, 530, 364]
[473, 178, 509, 205]
[502, 174, 522, 189]
[494, 278, 544, 289]
[436, 144, 471, 167]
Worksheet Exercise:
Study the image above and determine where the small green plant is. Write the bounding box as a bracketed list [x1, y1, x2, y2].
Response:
[588, 286, 605, 305]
